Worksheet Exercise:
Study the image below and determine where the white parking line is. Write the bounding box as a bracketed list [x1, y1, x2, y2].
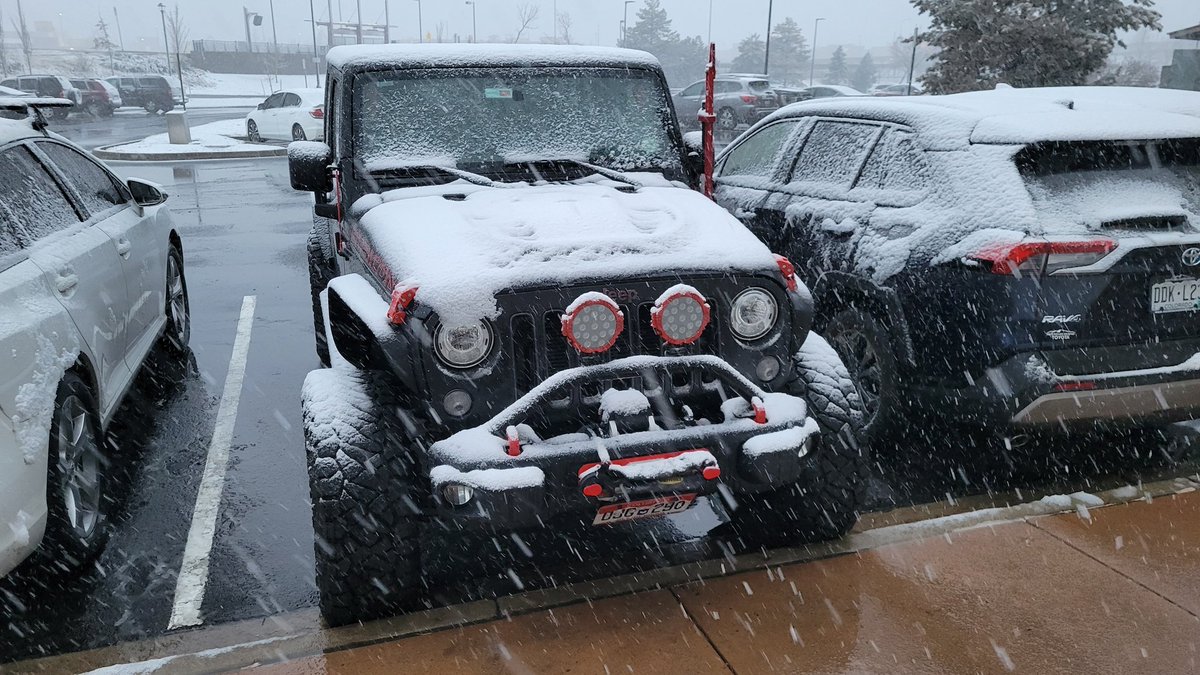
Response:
[168, 295, 257, 630]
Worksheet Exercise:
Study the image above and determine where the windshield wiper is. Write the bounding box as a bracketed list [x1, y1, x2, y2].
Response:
[364, 162, 498, 188]
[506, 159, 643, 191]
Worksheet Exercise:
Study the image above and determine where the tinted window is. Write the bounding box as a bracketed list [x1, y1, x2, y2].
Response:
[264, 93, 285, 109]
[139, 77, 164, 87]
[679, 82, 704, 97]
[283, 93, 302, 107]
[71, 79, 87, 89]
[1, 79, 15, 88]
[719, 120, 801, 179]
[715, 81, 741, 94]
[748, 81, 771, 92]
[857, 131, 931, 193]
[0, 146, 81, 242]
[37, 142, 129, 215]
[790, 121, 880, 187]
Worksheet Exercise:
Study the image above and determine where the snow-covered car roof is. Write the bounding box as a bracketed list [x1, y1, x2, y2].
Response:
[0, 98, 72, 142]
[326, 43, 661, 73]
[764, 86, 1200, 150]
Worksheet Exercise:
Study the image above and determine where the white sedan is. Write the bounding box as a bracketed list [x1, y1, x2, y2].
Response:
[0, 98, 189, 578]
[246, 88, 325, 142]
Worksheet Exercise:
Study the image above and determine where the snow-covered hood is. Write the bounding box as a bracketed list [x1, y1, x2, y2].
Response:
[354, 182, 776, 324]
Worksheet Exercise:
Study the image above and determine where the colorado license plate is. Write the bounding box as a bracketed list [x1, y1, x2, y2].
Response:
[593, 494, 696, 526]
[1151, 278, 1200, 314]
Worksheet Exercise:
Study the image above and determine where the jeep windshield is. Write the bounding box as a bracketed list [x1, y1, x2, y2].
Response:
[352, 67, 682, 183]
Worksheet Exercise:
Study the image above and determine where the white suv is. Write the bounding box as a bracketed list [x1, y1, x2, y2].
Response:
[0, 101, 190, 578]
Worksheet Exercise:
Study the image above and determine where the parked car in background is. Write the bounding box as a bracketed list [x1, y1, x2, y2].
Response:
[104, 75, 183, 114]
[673, 75, 780, 130]
[799, 84, 866, 99]
[0, 95, 190, 580]
[714, 86, 1200, 450]
[871, 83, 923, 97]
[0, 76, 80, 119]
[246, 89, 324, 142]
[69, 79, 121, 117]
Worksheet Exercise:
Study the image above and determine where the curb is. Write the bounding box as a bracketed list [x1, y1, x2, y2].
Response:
[93, 142, 286, 162]
[7, 473, 1198, 674]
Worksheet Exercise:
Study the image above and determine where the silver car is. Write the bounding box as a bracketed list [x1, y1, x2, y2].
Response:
[0, 99, 190, 578]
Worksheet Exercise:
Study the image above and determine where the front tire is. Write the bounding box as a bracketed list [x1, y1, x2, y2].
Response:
[143, 102, 160, 114]
[724, 333, 869, 549]
[163, 244, 190, 355]
[42, 372, 111, 572]
[292, 124, 307, 141]
[247, 120, 262, 143]
[303, 369, 422, 626]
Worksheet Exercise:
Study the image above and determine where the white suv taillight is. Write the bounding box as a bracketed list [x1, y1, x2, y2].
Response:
[969, 239, 1117, 276]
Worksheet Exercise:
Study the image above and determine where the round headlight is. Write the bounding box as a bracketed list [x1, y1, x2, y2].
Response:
[435, 321, 493, 368]
[730, 288, 778, 341]
[652, 289, 711, 346]
[562, 295, 624, 354]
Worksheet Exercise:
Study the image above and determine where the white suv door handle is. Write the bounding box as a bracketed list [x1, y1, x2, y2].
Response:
[116, 239, 132, 258]
[55, 272, 79, 294]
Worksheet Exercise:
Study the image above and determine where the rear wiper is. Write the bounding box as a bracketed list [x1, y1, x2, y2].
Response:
[508, 158, 643, 191]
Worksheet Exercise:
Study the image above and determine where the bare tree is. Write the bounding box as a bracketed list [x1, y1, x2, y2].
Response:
[556, 11, 573, 45]
[166, 5, 190, 58]
[513, 3, 540, 43]
[12, 0, 32, 75]
[434, 21, 447, 43]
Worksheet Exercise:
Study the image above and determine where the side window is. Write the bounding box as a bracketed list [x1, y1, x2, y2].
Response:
[715, 81, 741, 94]
[328, 78, 340, 157]
[264, 93, 285, 109]
[0, 146, 81, 242]
[856, 130, 932, 194]
[679, 82, 704, 97]
[718, 120, 802, 179]
[789, 120, 881, 188]
[283, 93, 301, 107]
[36, 142, 130, 216]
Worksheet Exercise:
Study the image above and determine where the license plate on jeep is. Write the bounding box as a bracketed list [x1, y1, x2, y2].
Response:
[593, 494, 696, 526]
[1151, 278, 1200, 314]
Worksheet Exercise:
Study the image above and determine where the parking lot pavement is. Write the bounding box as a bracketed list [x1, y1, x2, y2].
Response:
[49, 106, 254, 151]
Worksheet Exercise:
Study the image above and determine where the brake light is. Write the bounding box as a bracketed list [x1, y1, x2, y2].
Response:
[970, 239, 1117, 276]
[774, 254, 799, 292]
[310, 106, 324, 119]
[386, 284, 418, 325]
[741, 94, 757, 104]
[1054, 381, 1096, 392]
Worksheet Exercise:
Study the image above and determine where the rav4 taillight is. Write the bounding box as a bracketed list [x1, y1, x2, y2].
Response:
[969, 239, 1117, 276]
[741, 94, 757, 104]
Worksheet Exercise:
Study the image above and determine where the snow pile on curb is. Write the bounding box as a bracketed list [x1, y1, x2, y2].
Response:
[101, 119, 269, 157]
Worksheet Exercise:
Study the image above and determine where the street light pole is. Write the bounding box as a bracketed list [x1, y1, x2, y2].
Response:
[763, 0, 773, 75]
[355, 0, 363, 43]
[243, 7, 256, 53]
[465, 1, 476, 43]
[269, 0, 278, 52]
[384, 0, 390, 43]
[622, 1, 634, 46]
[809, 17, 824, 86]
[309, 0, 321, 87]
[414, 0, 423, 42]
[158, 3, 170, 72]
[113, 7, 125, 50]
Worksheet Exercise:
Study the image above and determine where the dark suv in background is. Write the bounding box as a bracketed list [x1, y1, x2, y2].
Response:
[715, 86, 1200, 449]
[105, 75, 183, 113]
[673, 74, 780, 130]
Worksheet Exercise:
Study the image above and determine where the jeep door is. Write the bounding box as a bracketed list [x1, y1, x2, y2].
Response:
[33, 140, 166, 374]
[774, 119, 883, 284]
[714, 117, 808, 252]
[4, 144, 133, 418]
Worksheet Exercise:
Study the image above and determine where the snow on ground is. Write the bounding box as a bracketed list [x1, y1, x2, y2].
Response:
[106, 118, 266, 155]
[190, 73, 320, 98]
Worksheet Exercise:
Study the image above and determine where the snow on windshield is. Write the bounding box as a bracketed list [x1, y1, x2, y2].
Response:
[353, 68, 680, 173]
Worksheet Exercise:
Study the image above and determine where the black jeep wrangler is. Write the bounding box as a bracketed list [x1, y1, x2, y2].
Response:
[290, 43, 868, 626]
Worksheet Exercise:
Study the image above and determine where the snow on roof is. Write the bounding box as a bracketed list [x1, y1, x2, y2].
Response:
[326, 43, 661, 72]
[767, 86, 1200, 149]
[809, 84, 866, 96]
[0, 105, 66, 145]
[356, 182, 778, 324]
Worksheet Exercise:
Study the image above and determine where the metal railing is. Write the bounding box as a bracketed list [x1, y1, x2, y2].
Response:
[191, 39, 328, 56]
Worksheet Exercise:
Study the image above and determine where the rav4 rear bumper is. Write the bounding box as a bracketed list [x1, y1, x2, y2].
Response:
[423, 355, 819, 530]
[910, 348, 1200, 429]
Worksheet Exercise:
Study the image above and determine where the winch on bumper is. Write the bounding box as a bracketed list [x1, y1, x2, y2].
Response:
[425, 355, 819, 529]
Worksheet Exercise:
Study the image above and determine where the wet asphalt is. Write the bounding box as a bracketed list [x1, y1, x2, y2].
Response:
[1, 114, 1197, 664]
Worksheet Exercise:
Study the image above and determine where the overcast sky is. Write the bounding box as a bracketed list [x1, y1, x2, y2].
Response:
[29, 0, 1200, 54]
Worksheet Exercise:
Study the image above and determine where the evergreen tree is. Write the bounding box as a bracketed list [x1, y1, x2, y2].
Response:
[851, 52, 877, 92]
[94, 16, 117, 52]
[766, 18, 809, 85]
[825, 45, 848, 85]
[912, 0, 1161, 93]
[731, 33, 766, 74]
[623, 0, 706, 86]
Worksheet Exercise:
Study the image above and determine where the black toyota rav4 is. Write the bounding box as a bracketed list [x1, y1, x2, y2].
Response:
[290, 44, 869, 626]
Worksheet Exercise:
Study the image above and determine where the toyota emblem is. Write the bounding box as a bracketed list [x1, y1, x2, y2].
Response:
[1184, 248, 1200, 267]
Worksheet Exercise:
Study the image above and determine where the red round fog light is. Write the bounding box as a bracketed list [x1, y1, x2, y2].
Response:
[562, 293, 624, 354]
[652, 285, 711, 346]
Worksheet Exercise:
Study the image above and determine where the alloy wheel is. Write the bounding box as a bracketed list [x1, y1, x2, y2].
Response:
[718, 108, 737, 130]
[56, 395, 101, 540]
[830, 327, 882, 423]
[167, 252, 191, 350]
[292, 125, 306, 141]
[248, 120, 261, 143]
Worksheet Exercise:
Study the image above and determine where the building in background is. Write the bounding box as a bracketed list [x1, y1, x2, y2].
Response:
[1161, 24, 1200, 91]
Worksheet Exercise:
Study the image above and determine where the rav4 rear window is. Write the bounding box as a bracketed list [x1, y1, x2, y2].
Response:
[1015, 139, 1200, 176]
[352, 67, 679, 175]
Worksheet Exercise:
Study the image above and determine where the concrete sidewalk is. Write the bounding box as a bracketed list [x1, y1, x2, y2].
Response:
[9, 482, 1200, 674]
[253, 490, 1200, 674]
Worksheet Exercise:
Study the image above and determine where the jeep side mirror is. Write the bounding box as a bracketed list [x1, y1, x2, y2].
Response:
[289, 141, 333, 192]
[682, 130, 704, 155]
[127, 178, 168, 206]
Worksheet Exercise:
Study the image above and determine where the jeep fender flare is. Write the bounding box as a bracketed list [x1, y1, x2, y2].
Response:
[810, 271, 915, 368]
[325, 274, 420, 386]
